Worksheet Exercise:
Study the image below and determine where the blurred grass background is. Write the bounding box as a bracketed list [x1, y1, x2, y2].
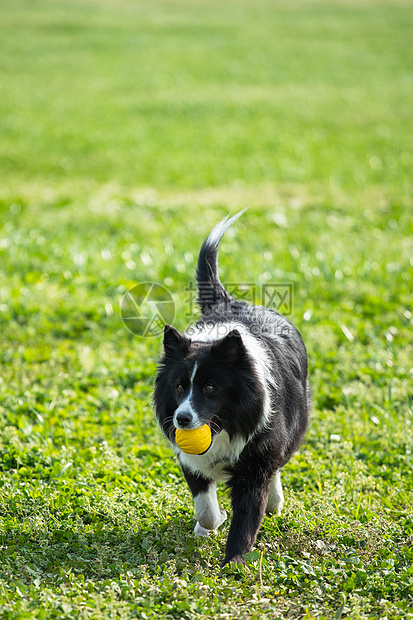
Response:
[1, 0, 412, 194]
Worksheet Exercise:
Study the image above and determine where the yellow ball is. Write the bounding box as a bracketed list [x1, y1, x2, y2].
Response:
[175, 424, 212, 455]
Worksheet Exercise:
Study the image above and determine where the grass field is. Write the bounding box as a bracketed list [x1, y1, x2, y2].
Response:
[1, 0, 412, 618]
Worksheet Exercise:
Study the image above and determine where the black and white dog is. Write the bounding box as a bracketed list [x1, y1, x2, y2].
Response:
[154, 211, 310, 566]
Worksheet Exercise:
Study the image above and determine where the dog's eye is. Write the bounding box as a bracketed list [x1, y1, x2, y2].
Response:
[177, 384, 185, 392]
[204, 384, 214, 392]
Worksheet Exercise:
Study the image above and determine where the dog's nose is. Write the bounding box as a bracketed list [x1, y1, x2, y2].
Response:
[176, 410, 193, 428]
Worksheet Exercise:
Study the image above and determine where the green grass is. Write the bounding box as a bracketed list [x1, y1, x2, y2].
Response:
[1, 0, 413, 193]
[0, 0, 413, 618]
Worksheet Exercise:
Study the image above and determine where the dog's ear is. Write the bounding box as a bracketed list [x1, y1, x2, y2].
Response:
[211, 328, 246, 362]
[163, 324, 190, 356]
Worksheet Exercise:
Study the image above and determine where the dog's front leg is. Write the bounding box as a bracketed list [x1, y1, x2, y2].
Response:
[181, 465, 227, 535]
[222, 478, 269, 566]
[193, 481, 227, 535]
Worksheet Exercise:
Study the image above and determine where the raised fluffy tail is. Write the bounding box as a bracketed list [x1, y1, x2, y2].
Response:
[196, 209, 246, 315]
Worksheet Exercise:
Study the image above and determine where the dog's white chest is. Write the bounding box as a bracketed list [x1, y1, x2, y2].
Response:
[176, 430, 247, 482]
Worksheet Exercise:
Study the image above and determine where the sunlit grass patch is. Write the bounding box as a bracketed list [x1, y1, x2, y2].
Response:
[1, 0, 413, 617]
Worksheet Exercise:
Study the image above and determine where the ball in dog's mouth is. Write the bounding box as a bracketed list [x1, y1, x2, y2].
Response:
[175, 423, 212, 455]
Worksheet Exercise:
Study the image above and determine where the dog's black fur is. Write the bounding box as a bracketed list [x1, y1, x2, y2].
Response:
[154, 211, 310, 566]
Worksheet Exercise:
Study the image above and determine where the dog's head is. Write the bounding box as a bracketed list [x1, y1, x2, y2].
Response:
[154, 324, 266, 452]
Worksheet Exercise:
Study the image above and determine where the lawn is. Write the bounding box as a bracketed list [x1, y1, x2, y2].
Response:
[0, 0, 412, 618]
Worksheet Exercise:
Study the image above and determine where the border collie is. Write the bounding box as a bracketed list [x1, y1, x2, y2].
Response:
[154, 211, 310, 566]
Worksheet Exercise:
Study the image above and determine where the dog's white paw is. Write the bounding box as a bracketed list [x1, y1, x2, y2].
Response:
[266, 471, 284, 515]
[194, 509, 227, 537]
[194, 522, 210, 537]
[218, 508, 227, 527]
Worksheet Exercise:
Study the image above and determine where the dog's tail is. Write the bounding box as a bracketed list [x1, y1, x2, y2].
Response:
[196, 209, 247, 315]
